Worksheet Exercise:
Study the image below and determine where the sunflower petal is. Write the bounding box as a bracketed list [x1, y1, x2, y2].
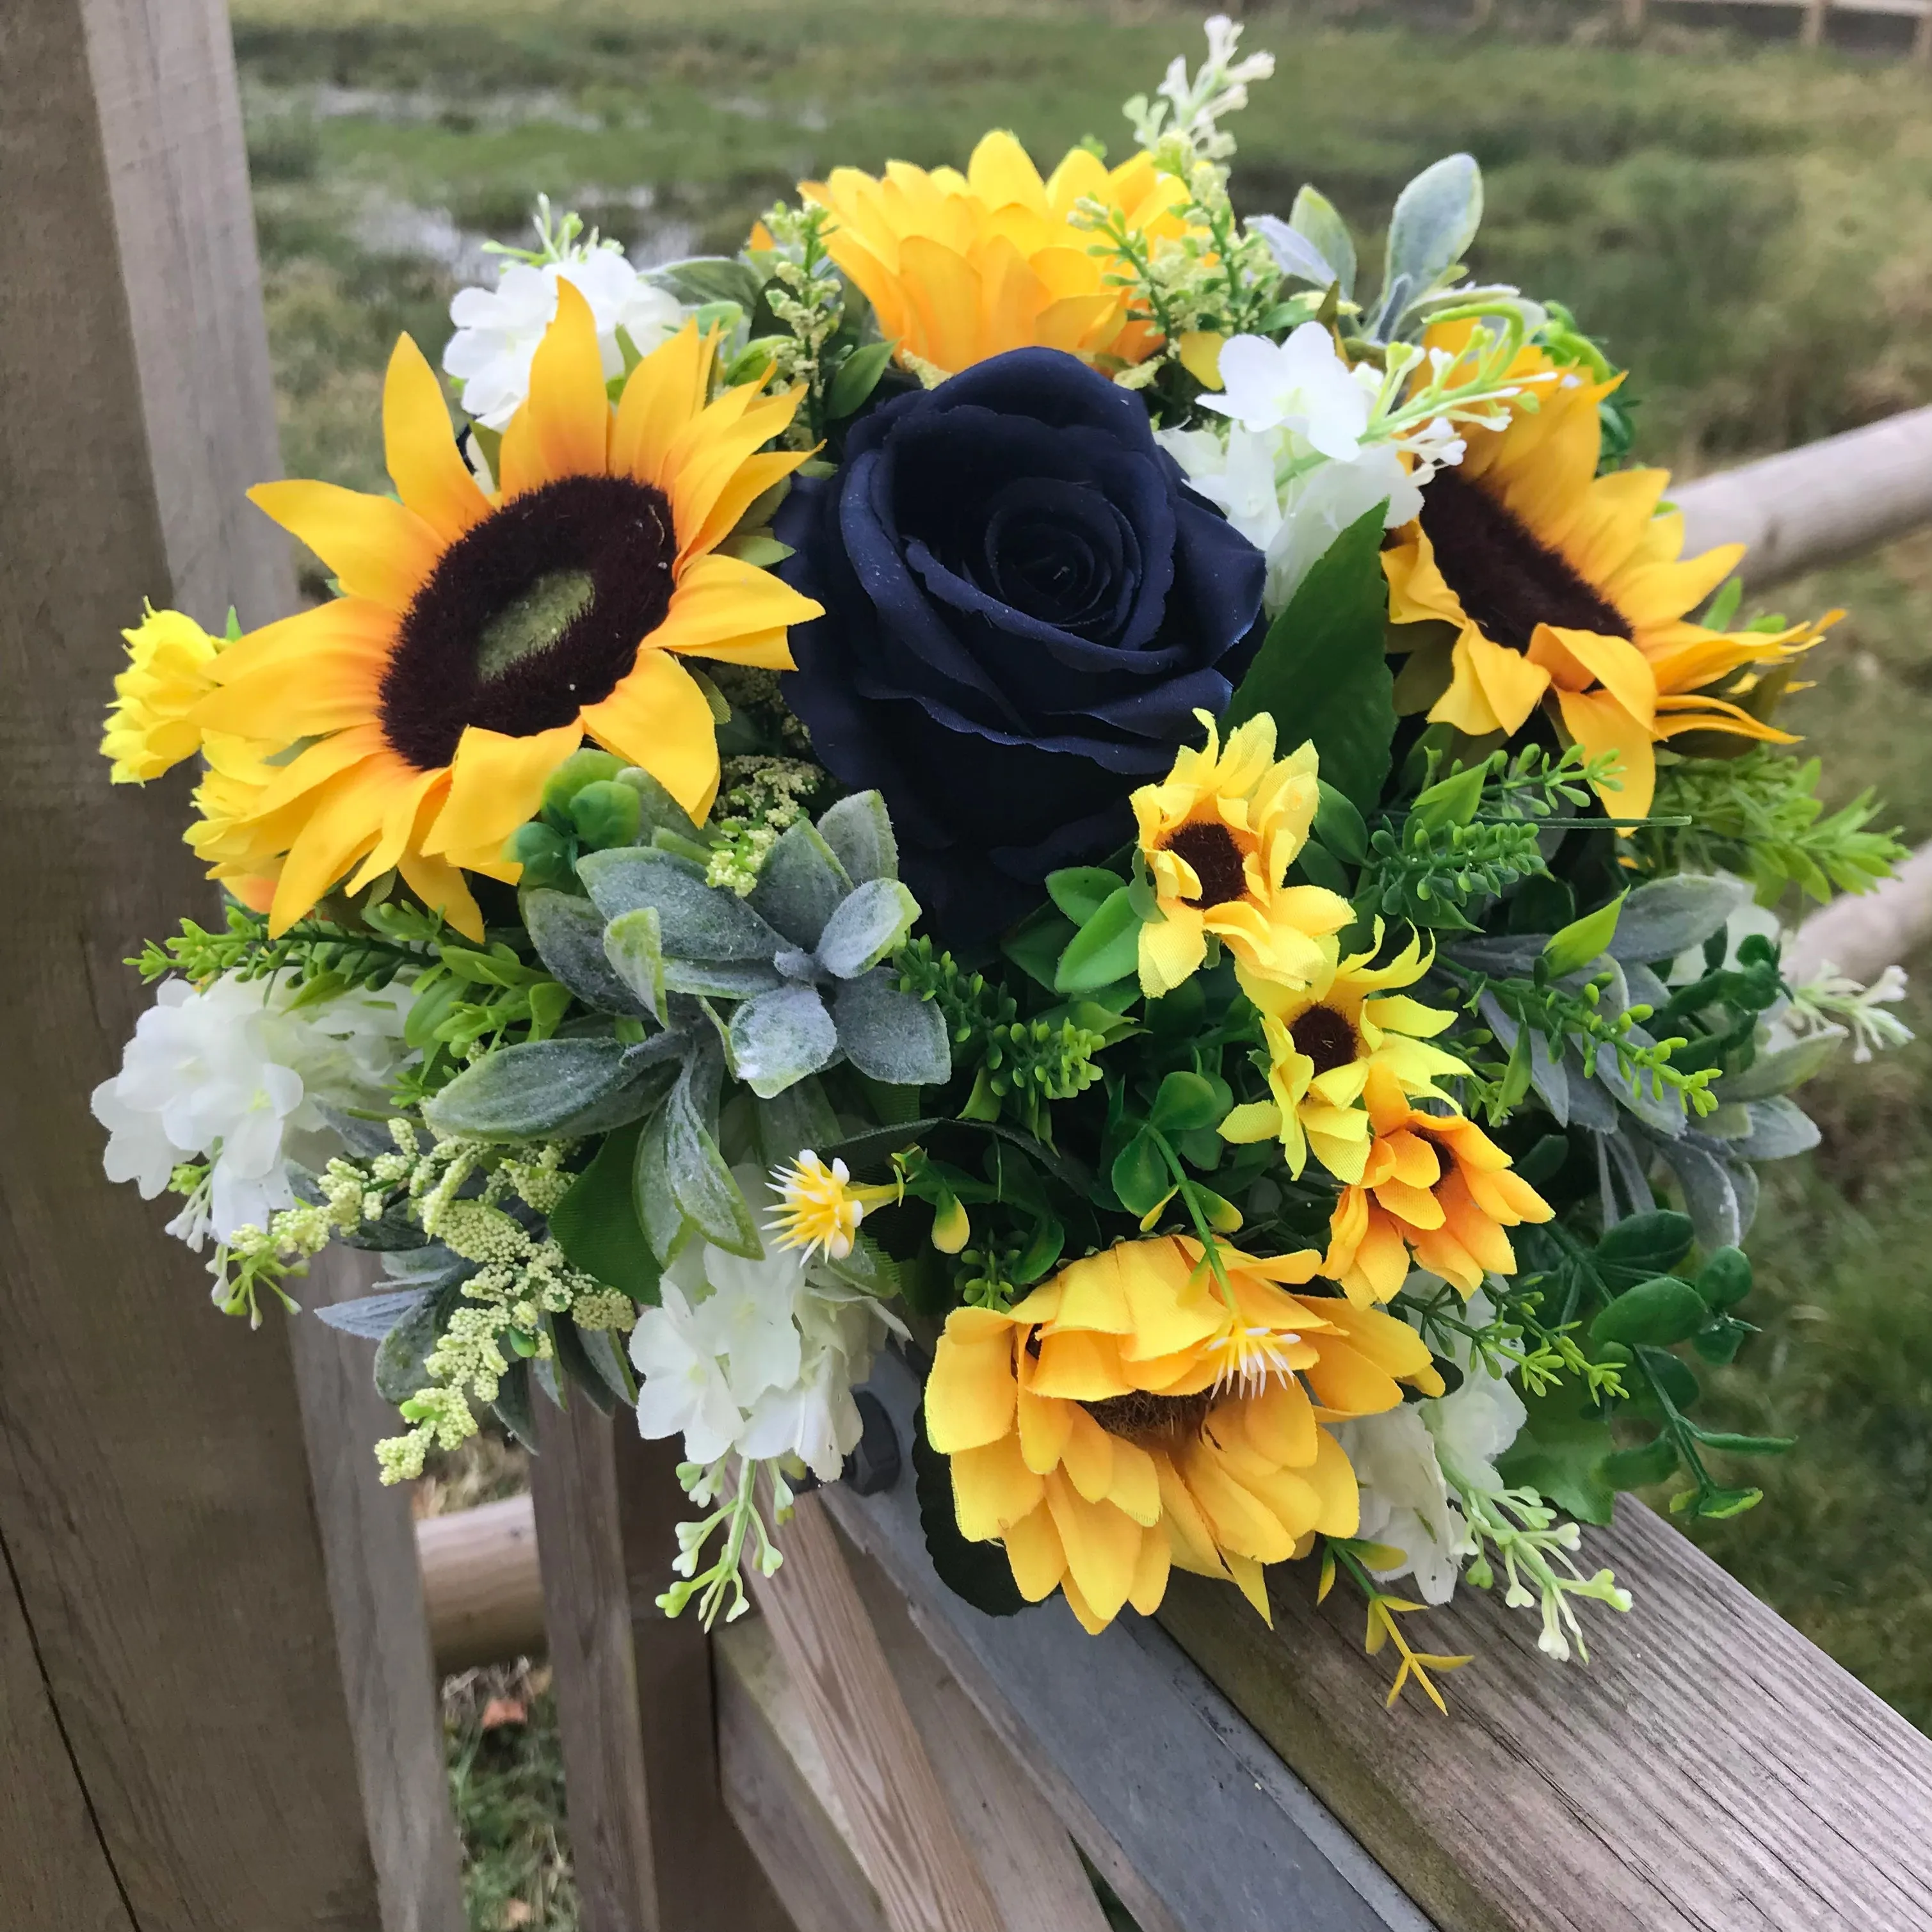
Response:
[248, 481, 441, 614]
[497, 280, 608, 495]
[383, 333, 490, 542]
[578, 650, 721, 822]
[421, 721, 583, 859]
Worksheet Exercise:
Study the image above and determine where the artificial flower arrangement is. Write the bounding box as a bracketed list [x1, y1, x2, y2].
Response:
[95, 18, 1912, 1707]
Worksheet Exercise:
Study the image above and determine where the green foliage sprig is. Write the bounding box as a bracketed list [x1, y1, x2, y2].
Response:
[133, 899, 442, 992]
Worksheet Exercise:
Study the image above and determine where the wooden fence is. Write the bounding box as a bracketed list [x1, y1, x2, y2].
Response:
[6, 3, 1932, 1931]
[1623, 0, 1932, 58]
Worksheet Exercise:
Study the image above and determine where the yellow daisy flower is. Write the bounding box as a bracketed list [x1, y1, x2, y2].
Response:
[1384, 323, 1826, 821]
[191, 285, 823, 939]
[924, 1234, 1439, 1633]
[1132, 709, 1354, 999]
[101, 604, 225, 784]
[1220, 929, 1470, 1182]
[801, 131, 1195, 380]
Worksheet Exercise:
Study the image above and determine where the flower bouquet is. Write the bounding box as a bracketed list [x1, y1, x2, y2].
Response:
[95, 17, 1910, 1707]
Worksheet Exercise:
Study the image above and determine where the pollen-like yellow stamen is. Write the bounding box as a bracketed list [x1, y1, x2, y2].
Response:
[1207, 1323, 1302, 1398]
[769, 1151, 897, 1262]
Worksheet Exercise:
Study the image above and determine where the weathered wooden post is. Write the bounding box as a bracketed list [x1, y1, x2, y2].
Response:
[0, 3, 460, 1926]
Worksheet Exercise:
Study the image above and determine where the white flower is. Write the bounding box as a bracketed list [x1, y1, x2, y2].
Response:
[92, 973, 417, 1248]
[631, 1284, 746, 1465]
[443, 247, 682, 431]
[1201, 325, 1371, 456]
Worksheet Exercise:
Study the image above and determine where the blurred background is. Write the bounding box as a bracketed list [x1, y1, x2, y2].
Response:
[225, 0, 1932, 1920]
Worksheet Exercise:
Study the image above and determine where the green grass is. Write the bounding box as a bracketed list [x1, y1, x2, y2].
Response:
[227, 0, 1932, 1915]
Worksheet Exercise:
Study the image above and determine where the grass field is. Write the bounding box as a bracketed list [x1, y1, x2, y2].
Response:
[224, 2, 1932, 1920]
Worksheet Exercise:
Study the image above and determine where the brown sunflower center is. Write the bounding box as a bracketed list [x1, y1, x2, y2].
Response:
[1083, 1389, 1216, 1443]
[1290, 1002, 1358, 1076]
[1163, 820, 1248, 908]
[1417, 466, 1631, 654]
[380, 473, 676, 771]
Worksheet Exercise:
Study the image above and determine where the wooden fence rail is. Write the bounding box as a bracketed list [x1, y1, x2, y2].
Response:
[1623, 0, 1932, 58]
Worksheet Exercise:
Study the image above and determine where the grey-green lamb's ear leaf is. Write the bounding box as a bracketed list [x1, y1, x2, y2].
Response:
[1376, 152, 1482, 336]
[833, 968, 951, 1086]
[524, 889, 654, 1017]
[1722, 1029, 1843, 1102]
[1730, 1096, 1821, 1161]
[754, 1075, 843, 1165]
[425, 1038, 648, 1141]
[1607, 874, 1750, 965]
[817, 790, 899, 884]
[373, 1291, 450, 1404]
[666, 1065, 763, 1257]
[1248, 213, 1336, 289]
[729, 984, 841, 1098]
[603, 905, 667, 1018]
[663, 957, 786, 999]
[750, 820, 853, 949]
[316, 1287, 430, 1341]
[579, 847, 784, 960]
[1289, 184, 1356, 303]
[492, 1358, 541, 1451]
[816, 877, 920, 979]
[1651, 1138, 1743, 1252]
[615, 764, 702, 839]
[645, 255, 765, 312]
[633, 1100, 694, 1266]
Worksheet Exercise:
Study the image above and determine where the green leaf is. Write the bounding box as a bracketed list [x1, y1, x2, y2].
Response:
[748, 820, 851, 951]
[1001, 902, 1080, 992]
[1590, 1276, 1710, 1349]
[1054, 886, 1143, 994]
[1495, 1387, 1614, 1525]
[729, 984, 840, 1098]
[648, 255, 765, 310]
[578, 848, 781, 960]
[1696, 1246, 1753, 1309]
[1295, 842, 1353, 896]
[523, 889, 652, 1018]
[833, 969, 952, 1087]
[1540, 890, 1627, 979]
[1222, 502, 1395, 814]
[1289, 184, 1356, 302]
[1046, 867, 1126, 926]
[1595, 1210, 1695, 1285]
[1410, 759, 1488, 832]
[549, 1122, 662, 1301]
[912, 1403, 1024, 1617]
[424, 1038, 650, 1141]
[571, 779, 643, 851]
[633, 1100, 691, 1266]
[1376, 152, 1483, 334]
[816, 790, 898, 885]
[826, 338, 896, 419]
[1148, 1071, 1223, 1134]
[1312, 781, 1368, 863]
[1013, 1217, 1066, 1286]
[542, 749, 625, 824]
[1111, 1127, 1171, 1216]
[1675, 1485, 1762, 1520]
[817, 878, 920, 979]
[602, 906, 666, 1020]
[1600, 1435, 1679, 1490]
[664, 1063, 762, 1258]
[1689, 1428, 1794, 1456]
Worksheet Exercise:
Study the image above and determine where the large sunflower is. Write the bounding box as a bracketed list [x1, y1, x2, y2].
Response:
[801, 131, 1194, 380]
[193, 285, 821, 938]
[924, 1234, 1440, 1632]
[1383, 326, 1821, 821]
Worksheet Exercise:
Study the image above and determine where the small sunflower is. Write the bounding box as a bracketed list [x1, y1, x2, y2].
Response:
[801, 131, 1195, 380]
[924, 1234, 1438, 1632]
[191, 286, 823, 937]
[1132, 710, 1354, 999]
[1323, 1067, 1553, 1306]
[1384, 325, 1825, 821]
[1220, 928, 1469, 1182]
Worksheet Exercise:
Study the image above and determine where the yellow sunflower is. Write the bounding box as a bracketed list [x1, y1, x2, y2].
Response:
[1323, 1066, 1553, 1306]
[801, 131, 1195, 380]
[1132, 709, 1354, 999]
[191, 284, 822, 938]
[1220, 928, 1469, 1182]
[1384, 325, 1824, 821]
[925, 1234, 1440, 1632]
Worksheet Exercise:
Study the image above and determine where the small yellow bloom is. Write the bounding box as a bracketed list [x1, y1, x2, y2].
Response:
[184, 730, 286, 913]
[1322, 1066, 1553, 1305]
[801, 131, 1196, 380]
[924, 1234, 1438, 1634]
[101, 604, 223, 784]
[769, 1151, 898, 1262]
[1132, 709, 1353, 999]
[1220, 928, 1470, 1183]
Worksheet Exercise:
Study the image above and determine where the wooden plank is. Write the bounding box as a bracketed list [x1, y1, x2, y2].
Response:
[1801, 0, 1830, 45]
[750, 1491, 1006, 1932]
[419, 1493, 545, 1675]
[0, 2, 390, 1926]
[529, 1397, 791, 1932]
[1157, 1497, 1932, 1932]
[289, 1250, 466, 1932]
[830, 1355, 1429, 1932]
[1675, 405, 1932, 588]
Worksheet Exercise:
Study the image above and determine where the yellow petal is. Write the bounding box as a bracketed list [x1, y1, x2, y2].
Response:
[1106, 1434, 1163, 1528]
[1031, 1329, 1130, 1402]
[497, 279, 609, 495]
[1138, 906, 1206, 998]
[951, 1433, 1044, 1542]
[925, 1328, 1017, 1453]
[1001, 1503, 1067, 1602]
[578, 650, 721, 822]
[396, 848, 485, 942]
[650, 552, 820, 661]
[613, 322, 716, 492]
[1223, 1552, 1273, 1624]
[1016, 1372, 1074, 1476]
[383, 333, 490, 542]
[1129, 1524, 1172, 1614]
[1049, 1247, 1133, 1335]
[248, 480, 442, 614]
[1556, 687, 1656, 821]
[267, 758, 406, 935]
[1043, 1471, 1141, 1627]
[421, 722, 584, 859]
[1059, 1406, 1116, 1504]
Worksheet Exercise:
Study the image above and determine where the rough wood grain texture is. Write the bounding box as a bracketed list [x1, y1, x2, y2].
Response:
[419, 1493, 547, 1675]
[531, 1397, 791, 1932]
[831, 1356, 1429, 1932]
[717, 1613, 892, 1932]
[0, 3, 387, 1926]
[0, 1542, 138, 1932]
[289, 1250, 467, 1932]
[752, 1491, 1006, 1932]
[841, 1534, 1115, 1932]
[1675, 406, 1932, 590]
[1157, 1495, 1932, 1932]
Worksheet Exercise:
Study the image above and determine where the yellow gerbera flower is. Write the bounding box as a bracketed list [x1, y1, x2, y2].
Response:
[1220, 928, 1470, 1182]
[924, 1234, 1439, 1633]
[1383, 324, 1824, 821]
[1323, 1066, 1553, 1305]
[1132, 709, 1353, 999]
[102, 604, 225, 784]
[801, 131, 1195, 380]
[191, 286, 823, 939]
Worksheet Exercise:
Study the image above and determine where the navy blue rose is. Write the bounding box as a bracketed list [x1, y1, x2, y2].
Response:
[776, 348, 1266, 942]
